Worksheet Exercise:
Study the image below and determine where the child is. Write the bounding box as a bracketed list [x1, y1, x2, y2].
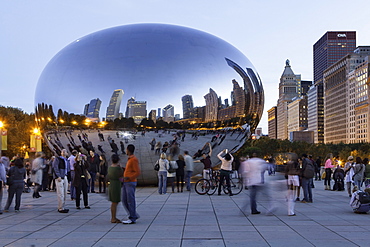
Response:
[350, 186, 370, 214]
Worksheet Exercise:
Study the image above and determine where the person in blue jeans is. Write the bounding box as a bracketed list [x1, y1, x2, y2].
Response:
[184, 151, 194, 191]
[157, 153, 169, 194]
[301, 154, 314, 203]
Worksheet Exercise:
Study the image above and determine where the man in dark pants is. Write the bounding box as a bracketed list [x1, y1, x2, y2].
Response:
[87, 150, 99, 193]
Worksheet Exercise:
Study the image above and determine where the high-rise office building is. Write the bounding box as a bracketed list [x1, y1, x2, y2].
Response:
[163, 104, 175, 123]
[277, 60, 301, 140]
[182, 95, 194, 119]
[204, 88, 218, 122]
[148, 109, 157, 123]
[106, 89, 124, 121]
[323, 46, 370, 144]
[267, 106, 277, 139]
[125, 97, 147, 124]
[85, 98, 102, 120]
[309, 31, 356, 143]
[157, 108, 161, 118]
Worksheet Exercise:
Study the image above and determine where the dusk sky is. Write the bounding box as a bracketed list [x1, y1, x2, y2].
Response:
[2, 0, 370, 132]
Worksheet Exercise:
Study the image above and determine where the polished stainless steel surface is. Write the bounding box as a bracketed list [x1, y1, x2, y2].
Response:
[35, 23, 264, 185]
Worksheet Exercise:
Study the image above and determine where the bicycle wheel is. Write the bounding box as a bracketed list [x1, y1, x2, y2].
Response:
[207, 179, 218, 195]
[229, 178, 243, 195]
[195, 179, 210, 195]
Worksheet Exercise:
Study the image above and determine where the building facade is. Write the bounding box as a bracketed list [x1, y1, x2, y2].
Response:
[182, 95, 194, 119]
[310, 31, 356, 143]
[163, 104, 175, 123]
[276, 60, 301, 140]
[106, 89, 124, 121]
[267, 106, 277, 139]
[204, 88, 218, 122]
[323, 47, 370, 143]
[125, 97, 147, 124]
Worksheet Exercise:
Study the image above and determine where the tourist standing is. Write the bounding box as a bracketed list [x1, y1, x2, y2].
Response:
[324, 154, 335, 190]
[73, 154, 90, 209]
[4, 159, 26, 212]
[176, 155, 186, 192]
[157, 153, 169, 194]
[217, 149, 234, 196]
[52, 149, 69, 213]
[108, 154, 123, 223]
[0, 158, 7, 214]
[184, 151, 194, 191]
[122, 144, 141, 224]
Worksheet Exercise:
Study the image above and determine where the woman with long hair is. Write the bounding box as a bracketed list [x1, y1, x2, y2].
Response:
[324, 153, 335, 190]
[157, 153, 169, 194]
[176, 155, 185, 192]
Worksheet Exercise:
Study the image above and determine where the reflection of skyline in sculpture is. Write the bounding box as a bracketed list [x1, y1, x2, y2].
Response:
[106, 89, 124, 121]
[34, 23, 264, 185]
[125, 97, 147, 124]
[162, 104, 175, 123]
[84, 98, 102, 121]
[182, 95, 194, 119]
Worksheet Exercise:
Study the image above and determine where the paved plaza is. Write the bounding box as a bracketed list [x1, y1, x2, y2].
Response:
[1, 177, 369, 247]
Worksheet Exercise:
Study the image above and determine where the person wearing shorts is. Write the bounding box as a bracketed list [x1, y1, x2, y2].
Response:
[285, 159, 301, 216]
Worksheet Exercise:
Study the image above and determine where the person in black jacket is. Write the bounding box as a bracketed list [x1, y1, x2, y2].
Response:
[4, 159, 26, 212]
[98, 154, 108, 193]
[88, 150, 100, 193]
[73, 154, 90, 209]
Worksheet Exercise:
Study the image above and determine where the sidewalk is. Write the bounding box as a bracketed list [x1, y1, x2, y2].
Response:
[0, 177, 368, 247]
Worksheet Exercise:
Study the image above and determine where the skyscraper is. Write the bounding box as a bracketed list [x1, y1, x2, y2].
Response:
[276, 60, 301, 140]
[125, 97, 147, 124]
[204, 88, 218, 122]
[163, 104, 175, 122]
[182, 95, 194, 119]
[106, 89, 124, 121]
[323, 47, 370, 144]
[85, 98, 102, 120]
[309, 31, 356, 143]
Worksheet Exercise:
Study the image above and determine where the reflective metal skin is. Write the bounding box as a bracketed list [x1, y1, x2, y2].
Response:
[35, 23, 264, 185]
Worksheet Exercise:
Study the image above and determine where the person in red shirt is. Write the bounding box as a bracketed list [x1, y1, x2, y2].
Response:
[121, 144, 140, 224]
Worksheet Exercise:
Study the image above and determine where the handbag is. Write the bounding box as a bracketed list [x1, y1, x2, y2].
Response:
[321, 171, 326, 179]
[154, 160, 159, 171]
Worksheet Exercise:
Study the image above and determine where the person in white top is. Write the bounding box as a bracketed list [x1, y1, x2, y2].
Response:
[68, 150, 77, 200]
[217, 149, 234, 196]
[244, 153, 268, 214]
[157, 153, 169, 194]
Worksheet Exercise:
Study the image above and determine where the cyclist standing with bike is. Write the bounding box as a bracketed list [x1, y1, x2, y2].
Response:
[217, 149, 234, 196]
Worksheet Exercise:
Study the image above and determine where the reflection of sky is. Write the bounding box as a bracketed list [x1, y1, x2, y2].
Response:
[35, 23, 259, 118]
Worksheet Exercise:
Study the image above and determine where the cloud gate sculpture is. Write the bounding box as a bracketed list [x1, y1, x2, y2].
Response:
[35, 23, 264, 185]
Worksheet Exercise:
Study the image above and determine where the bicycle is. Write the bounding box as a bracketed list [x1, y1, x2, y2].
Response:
[195, 170, 243, 195]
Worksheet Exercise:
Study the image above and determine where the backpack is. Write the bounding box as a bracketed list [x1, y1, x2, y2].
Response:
[358, 191, 370, 204]
[303, 159, 315, 178]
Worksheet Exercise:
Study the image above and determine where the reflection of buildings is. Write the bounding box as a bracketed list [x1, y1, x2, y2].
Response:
[157, 108, 161, 118]
[204, 89, 218, 122]
[218, 80, 246, 121]
[125, 97, 147, 124]
[106, 89, 124, 121]
[163, 104, 175, 122]
[182, 95, 194, 119]
[148, 109, 157, 123]
[84, 98, 102, 120]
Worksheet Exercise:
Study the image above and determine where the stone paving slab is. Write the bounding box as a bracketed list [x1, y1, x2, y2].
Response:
[1, 176, 369, 246]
